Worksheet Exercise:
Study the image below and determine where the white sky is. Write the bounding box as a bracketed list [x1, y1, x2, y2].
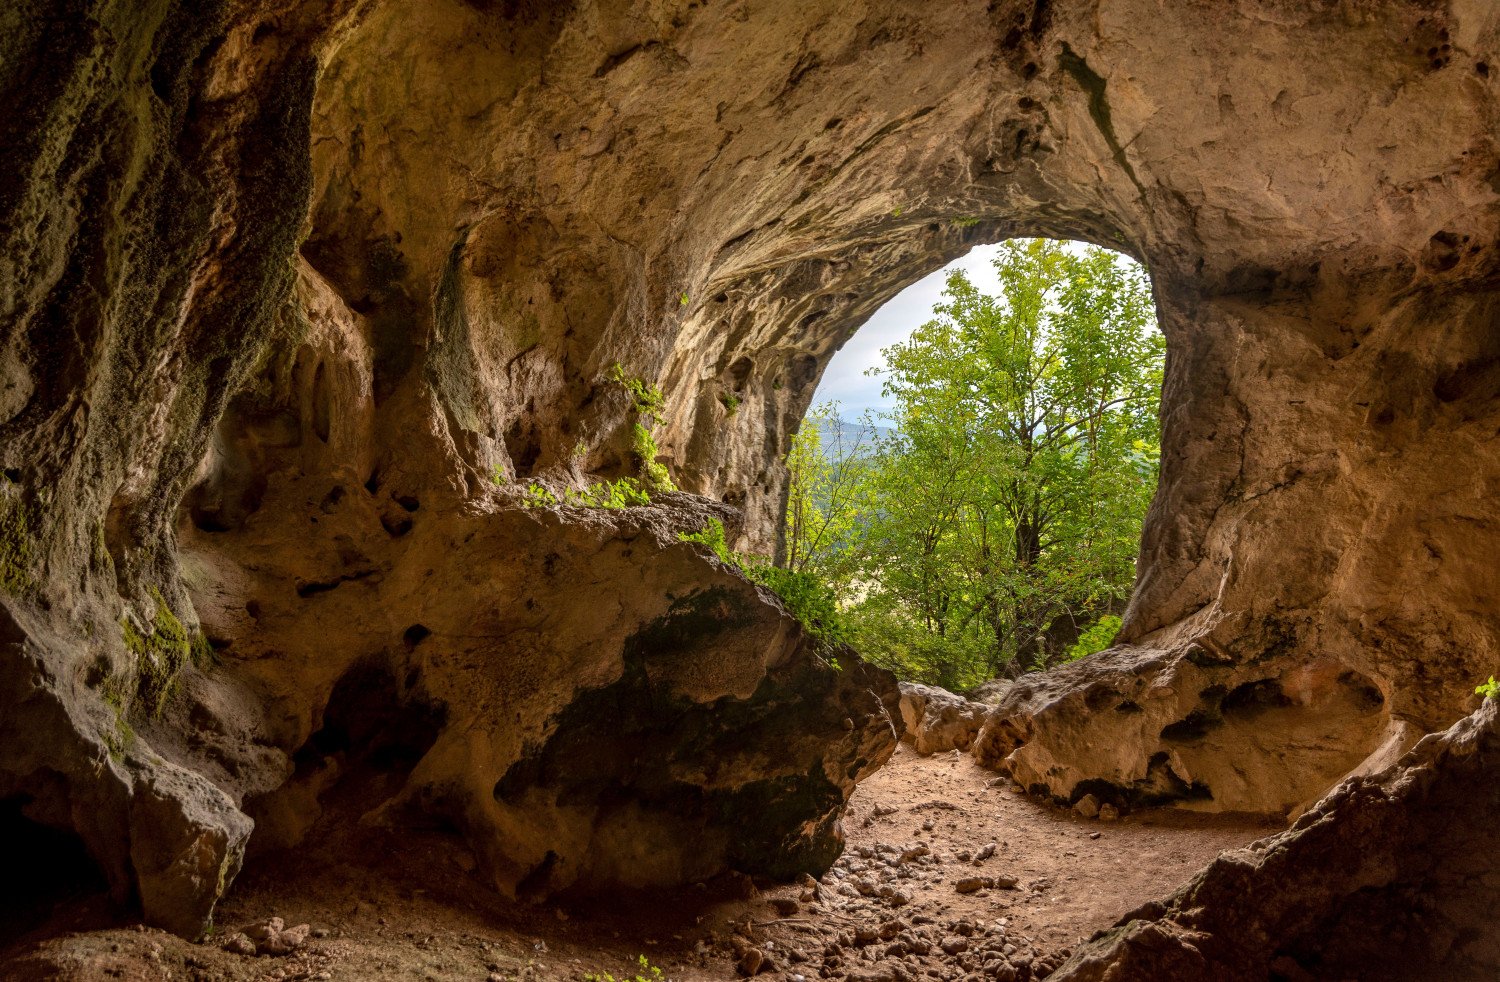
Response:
[813, 240, 1120, 420]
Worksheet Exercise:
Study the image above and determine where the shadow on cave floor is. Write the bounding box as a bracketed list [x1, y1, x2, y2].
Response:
[1, 745, 1279, 982]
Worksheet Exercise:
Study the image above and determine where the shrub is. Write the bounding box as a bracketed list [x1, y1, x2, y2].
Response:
[1476, 676, 1499, 700]
[1066, 614, 1123, 662]
[678, 518, 847, 659]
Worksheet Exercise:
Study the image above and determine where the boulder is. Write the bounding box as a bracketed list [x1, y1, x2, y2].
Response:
[971, 641, 1393, 816]
[1051, 698, 1500, 981]
[898, 682, 989, 755]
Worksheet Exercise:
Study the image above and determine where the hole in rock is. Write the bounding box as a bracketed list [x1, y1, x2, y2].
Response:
[308, 659, 445, 771]
[0, 797, 110, 947]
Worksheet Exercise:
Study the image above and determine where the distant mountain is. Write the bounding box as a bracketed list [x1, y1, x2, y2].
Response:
[810, 416, 892, 459]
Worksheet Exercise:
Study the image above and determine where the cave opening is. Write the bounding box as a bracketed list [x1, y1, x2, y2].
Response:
[0, 796, 112, 948]
[780, 237, 1164, 695]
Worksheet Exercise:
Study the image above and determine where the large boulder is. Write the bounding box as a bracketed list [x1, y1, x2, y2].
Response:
[898, 682, 989, 755]
[971, 640, 1393, 815]
[1051, 697, 1500, 981]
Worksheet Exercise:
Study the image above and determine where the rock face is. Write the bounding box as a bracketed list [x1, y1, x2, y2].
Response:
[971, 641, 1394, 815]
[1052, 697, 1500, 982]
[897, 683, 989, 755]
[1, 0, 1499, 971]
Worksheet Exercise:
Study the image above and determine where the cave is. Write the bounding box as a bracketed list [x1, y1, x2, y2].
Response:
[1, 1, 1498, 979]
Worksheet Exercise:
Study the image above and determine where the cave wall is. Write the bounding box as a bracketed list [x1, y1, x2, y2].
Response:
[1, 0, 1498, 955]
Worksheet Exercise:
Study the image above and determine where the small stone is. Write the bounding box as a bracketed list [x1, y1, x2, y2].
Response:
[738, 947, 765, 976]
[1072, 794, 1101, 819]
[993, 875, 1019, 890]
[242, 917, 283, 941]
[772, 897, 800, 916]
[954, 877, 992, 894]
[975, 842, 997, 861]
[939, 936, 969, 955]
[899, 844, 930, 864]
[1099, 803, 1120, 821]
[221, 933, 256, 957]
[1090, 831, 1102, 840]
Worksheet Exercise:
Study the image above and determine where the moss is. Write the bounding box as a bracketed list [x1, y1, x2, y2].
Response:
[0, 483, 36, 595]
[121, 588, 206, 717]
[90, 521, 112, 574]
[99, 673, 136, 762]
[718, 392, 741, 415]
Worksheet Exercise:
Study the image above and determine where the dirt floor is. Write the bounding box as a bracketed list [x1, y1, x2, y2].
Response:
[1, 745, 1279, 981]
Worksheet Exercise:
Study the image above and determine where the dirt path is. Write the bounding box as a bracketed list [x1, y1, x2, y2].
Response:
[3, 745, 1278, 981]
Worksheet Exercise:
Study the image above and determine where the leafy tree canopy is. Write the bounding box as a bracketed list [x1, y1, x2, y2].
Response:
[782, 239, 1163, 690]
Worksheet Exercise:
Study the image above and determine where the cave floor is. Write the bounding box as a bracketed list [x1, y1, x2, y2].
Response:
[2, 746, 1277, 981]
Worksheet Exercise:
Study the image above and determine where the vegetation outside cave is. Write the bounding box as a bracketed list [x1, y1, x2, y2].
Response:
[777, 239, 1164, 692]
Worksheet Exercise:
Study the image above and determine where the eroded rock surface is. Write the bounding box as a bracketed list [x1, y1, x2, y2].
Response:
[898, 682, 989, 756]
[1052, 698, 1500, 981]
[971, 640, 1393, 815]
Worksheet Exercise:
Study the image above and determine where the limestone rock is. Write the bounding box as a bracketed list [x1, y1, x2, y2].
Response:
[126, 761, 253, 939]
[898, 683, 989, 755]
[972, 643, 1393, 815]
[1051, 698, 1500, 981]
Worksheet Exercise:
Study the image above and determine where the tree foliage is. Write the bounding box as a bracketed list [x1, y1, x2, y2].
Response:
[782, 239, 1163, 689]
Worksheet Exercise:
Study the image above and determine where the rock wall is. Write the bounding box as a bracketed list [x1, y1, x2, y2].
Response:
[1, 0, 1499, 963]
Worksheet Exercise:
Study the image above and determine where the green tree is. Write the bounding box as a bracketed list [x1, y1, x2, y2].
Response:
[787, 239, 1163, 687]
[782, 401, 872, 580]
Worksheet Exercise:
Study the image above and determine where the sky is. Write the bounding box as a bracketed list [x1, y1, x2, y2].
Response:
[811, 240, 1125, 420]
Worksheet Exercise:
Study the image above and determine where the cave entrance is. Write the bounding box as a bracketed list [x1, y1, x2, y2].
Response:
[779, 237, 1164, 694]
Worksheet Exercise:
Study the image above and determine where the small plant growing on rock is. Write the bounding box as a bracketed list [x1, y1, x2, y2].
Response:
[491, 462, 509, 486]
[606, 363, 665, 420]
[631, 423, 675, 494]
[571, 439, 589, 461]
[521, 484, 559, 508]
[678, 518, 847, 661]
[678, 291, 690, 307]
[562, 478, 652, 510]
[951, 216, 980, 228]
[718, 392, 741, 415]
[1476, 676, 1499, 699]
[607, 364, 676, 493]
